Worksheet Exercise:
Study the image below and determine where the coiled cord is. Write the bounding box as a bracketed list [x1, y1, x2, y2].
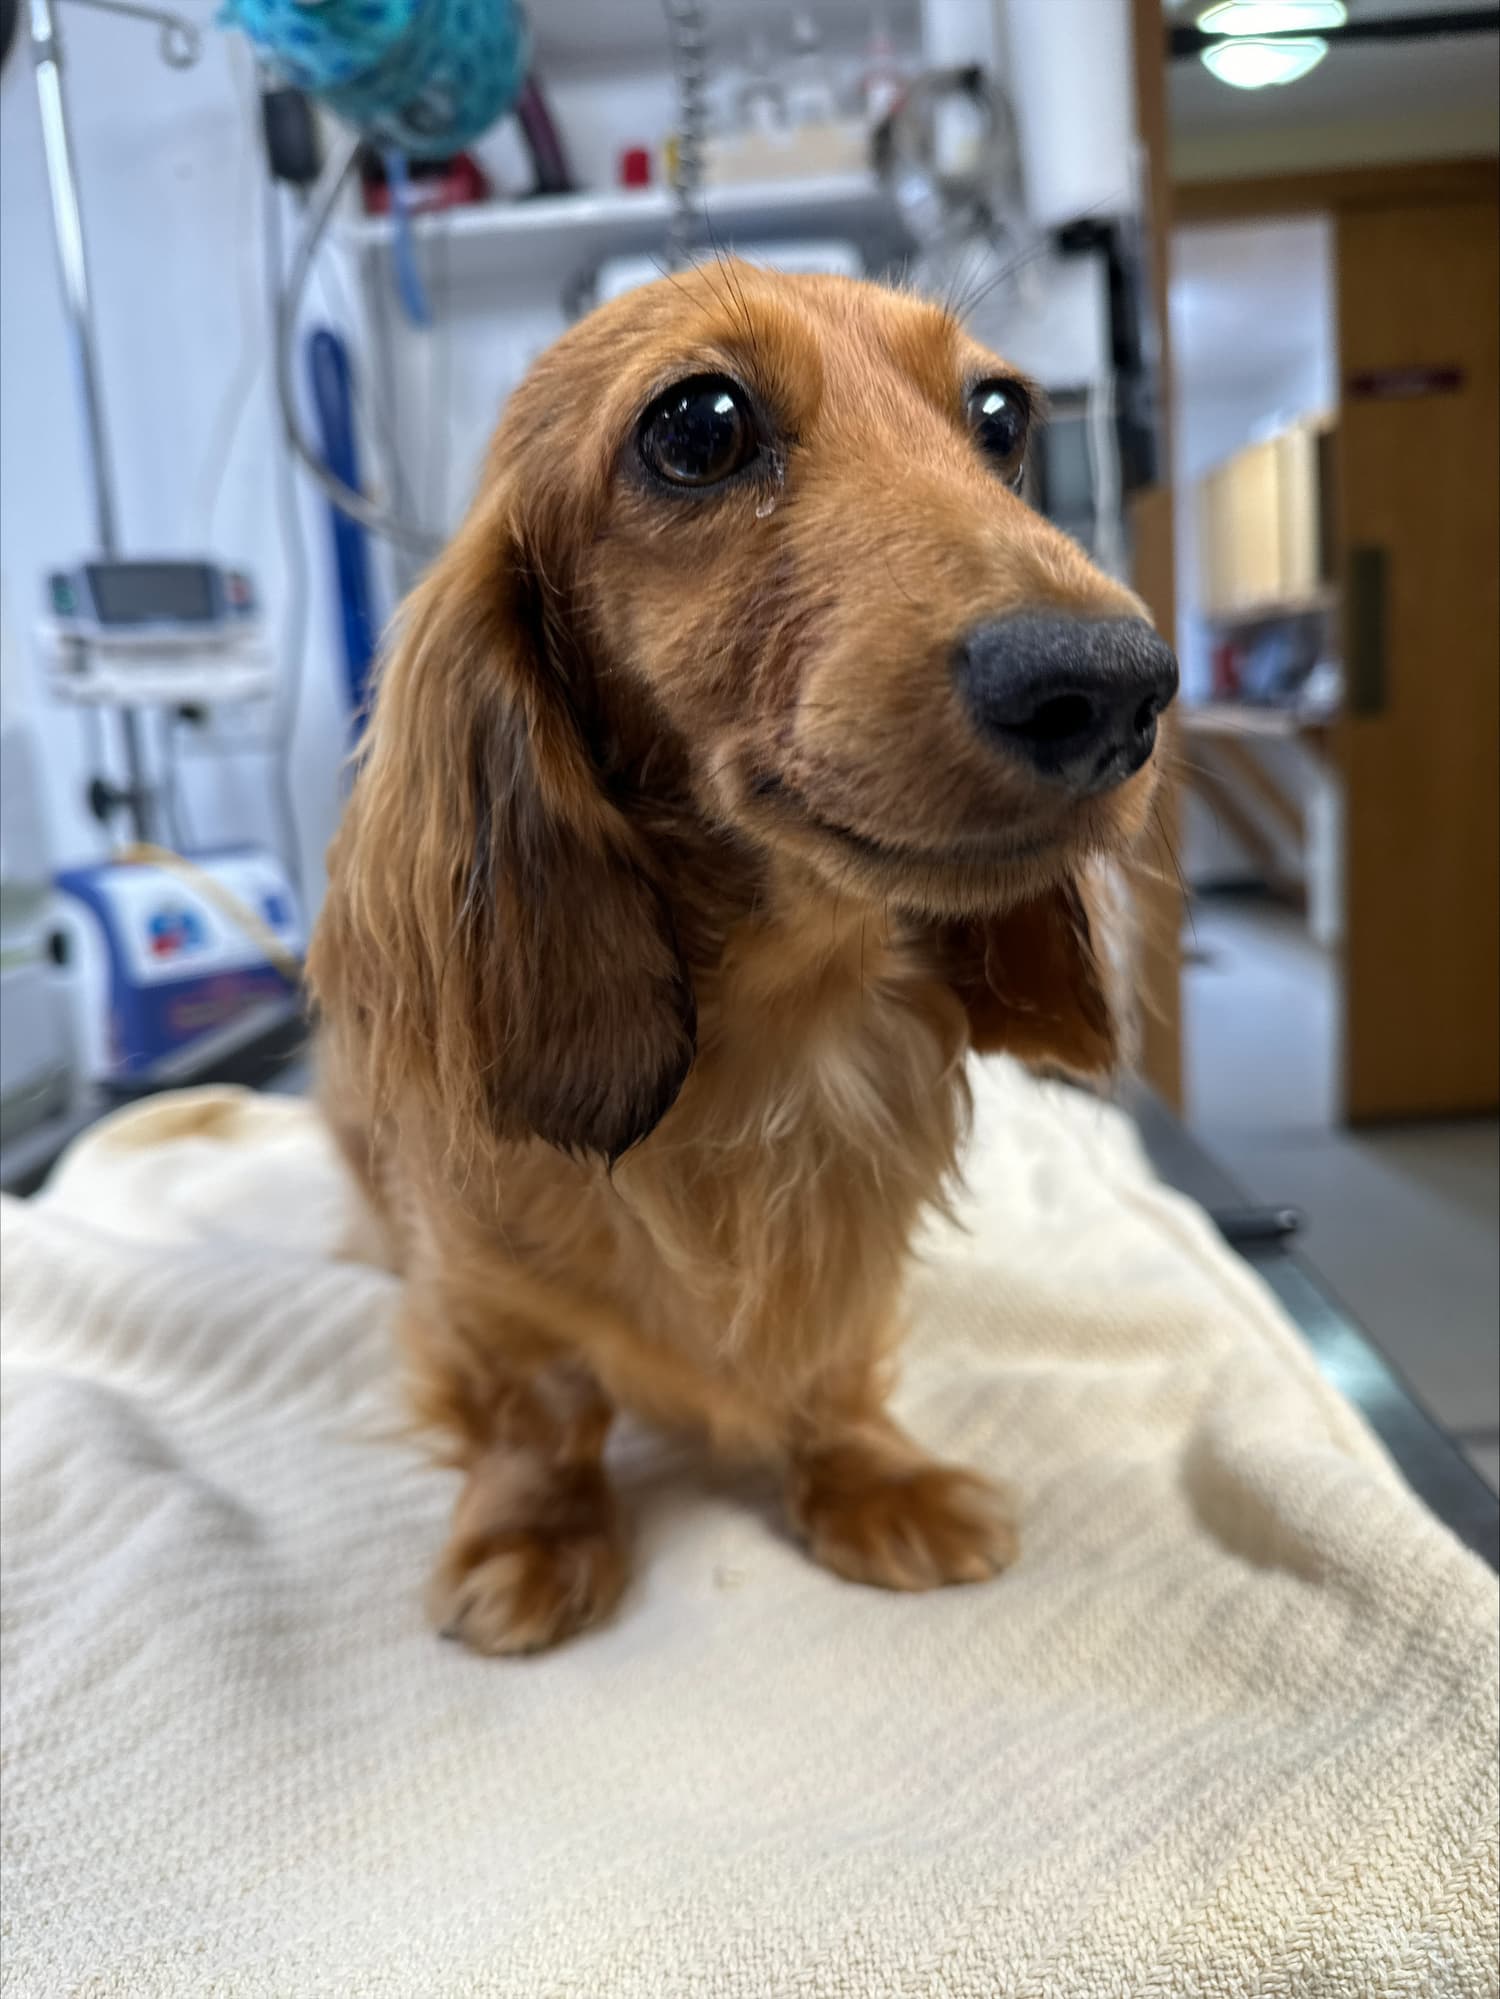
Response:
[661, 0, 707, 271]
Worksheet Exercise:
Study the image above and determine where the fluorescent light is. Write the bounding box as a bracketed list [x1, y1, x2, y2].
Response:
[1201, 36, 1330, 86]
[1197, 1, 1346, 30]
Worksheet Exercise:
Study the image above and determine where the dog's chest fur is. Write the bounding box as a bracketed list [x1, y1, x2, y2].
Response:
[586, 897, 972, 1404]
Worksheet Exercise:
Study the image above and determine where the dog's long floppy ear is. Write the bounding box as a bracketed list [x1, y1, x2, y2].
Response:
[311, 485, 695, 1164]
[935, 868, 1127, 1081]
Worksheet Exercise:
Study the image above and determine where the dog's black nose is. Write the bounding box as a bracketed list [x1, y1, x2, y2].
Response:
[954, 613, 1178, 795]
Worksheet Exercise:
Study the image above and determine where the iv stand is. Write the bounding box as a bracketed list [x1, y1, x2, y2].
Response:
[25, 0, 197, 843]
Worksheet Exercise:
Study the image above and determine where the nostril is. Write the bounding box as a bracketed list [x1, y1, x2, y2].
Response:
[1009, 692, 1096, 746]
[954, 613, 1177, 794]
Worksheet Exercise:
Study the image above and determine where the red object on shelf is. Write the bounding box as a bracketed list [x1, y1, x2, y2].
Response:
[361, 152, 490, 216]
[1211, 638, 1241, 701]
[619, 147, 652, 189]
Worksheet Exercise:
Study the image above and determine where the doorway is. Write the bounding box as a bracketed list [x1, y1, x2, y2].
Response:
[1166, 168, 1499, 1487]
[1169, 213, 1340, 1134]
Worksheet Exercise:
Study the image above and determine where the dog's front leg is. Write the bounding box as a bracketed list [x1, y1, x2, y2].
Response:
[403, 1283, 628, 1657]
[784, 1374, 1019, 1592]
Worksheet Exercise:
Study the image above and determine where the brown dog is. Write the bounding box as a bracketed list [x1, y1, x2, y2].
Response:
[309, 262, 1176, 1655]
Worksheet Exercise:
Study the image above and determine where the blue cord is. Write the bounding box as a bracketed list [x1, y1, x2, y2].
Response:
[382, 149, 431, 329]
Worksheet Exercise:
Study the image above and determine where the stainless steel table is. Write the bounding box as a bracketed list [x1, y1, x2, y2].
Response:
[1128, 1089, 1499, 1574]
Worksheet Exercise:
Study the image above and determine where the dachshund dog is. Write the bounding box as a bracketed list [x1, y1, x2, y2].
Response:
[309, 262, 1177, 1656]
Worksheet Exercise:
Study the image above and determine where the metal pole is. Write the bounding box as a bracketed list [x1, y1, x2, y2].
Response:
[28, 0, 156, 842]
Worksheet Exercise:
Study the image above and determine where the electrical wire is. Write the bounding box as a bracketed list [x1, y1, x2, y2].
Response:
[188, 35, 264, 546]
[424, 204, 453, 536]
[262, 171, 310, 896]
[158, 708, 193, 851]
[222, 41, 422, 539]
[311, 203, 422, 532]
[117, 842, 302, 986]
[79, 698, 109, 816]
[164, 42, 302, 892]
[367, 249, 427, 598]
[274, 128, 438, 552]
[65, 0, 199, 67]
[177, 54, 310, 890]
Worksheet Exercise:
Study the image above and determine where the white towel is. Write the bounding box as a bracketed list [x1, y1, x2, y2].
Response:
[2, 1066, 1495, 1998]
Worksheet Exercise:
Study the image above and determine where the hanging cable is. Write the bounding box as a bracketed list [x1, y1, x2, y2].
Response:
[189, 37, 267, 546]
[263, 173, 311, 895]
[61, 0, 199, 69]
[116, 843, 302, 986]
[273, 127, 439, 553]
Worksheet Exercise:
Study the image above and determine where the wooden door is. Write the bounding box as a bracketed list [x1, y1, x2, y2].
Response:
[1336, 194, 1499, 1121]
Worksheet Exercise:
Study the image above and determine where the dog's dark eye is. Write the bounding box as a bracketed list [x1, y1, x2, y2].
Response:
[968, 380, 1030, 486]
[638, 375, 758, 488]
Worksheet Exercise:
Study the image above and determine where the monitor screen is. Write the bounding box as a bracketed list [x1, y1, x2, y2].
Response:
[86, 562, 216, 625]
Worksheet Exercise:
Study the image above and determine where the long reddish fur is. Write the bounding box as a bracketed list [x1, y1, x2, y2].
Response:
[309, 264, 1167, 1654]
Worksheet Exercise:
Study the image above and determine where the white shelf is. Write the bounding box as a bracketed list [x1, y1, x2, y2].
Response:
[38, 624, 276, 710]
[342, 175, 915, 288]
[528, 0, 921, 70]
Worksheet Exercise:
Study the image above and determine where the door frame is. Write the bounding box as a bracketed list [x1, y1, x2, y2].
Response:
[1130, 0, 1185, 1109]
[1104, 28, 1493, 1106]
[1175, 157, 1499, 226]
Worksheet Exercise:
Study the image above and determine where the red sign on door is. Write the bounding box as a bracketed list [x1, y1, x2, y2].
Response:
[1347, 366, 1465, 400]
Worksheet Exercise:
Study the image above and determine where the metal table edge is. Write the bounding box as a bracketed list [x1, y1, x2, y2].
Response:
[1126, 1086, 1499, 1575]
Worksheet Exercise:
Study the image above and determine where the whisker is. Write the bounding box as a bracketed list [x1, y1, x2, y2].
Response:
[1148, 799, 1196, 945]
[713, 236, 768, 378]
[942, 240, 985, 324]
[1162, 750, 1224, 782]
[648, 258, 705, 317]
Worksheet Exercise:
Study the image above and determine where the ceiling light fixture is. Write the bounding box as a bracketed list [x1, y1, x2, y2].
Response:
[1201, 34, 1330, 86]
[1196, 1, 1347, 30]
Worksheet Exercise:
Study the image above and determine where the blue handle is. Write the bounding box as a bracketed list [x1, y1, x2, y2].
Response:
[307, 327, 379, 728]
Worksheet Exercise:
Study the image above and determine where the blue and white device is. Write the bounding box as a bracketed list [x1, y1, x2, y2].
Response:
[46, 558, 259, 639]
[42, 558, 274, 709]
[56, 847, 303, 1087]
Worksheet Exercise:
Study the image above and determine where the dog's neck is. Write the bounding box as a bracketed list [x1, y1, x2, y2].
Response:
[696, 848, 933, 1040]
[635, 786, 951, 1073]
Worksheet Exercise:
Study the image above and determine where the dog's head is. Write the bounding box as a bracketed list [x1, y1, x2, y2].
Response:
[315, 264, 1176, 1160]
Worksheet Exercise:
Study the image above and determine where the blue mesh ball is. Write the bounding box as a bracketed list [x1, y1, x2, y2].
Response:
[223, 0, 530, 157]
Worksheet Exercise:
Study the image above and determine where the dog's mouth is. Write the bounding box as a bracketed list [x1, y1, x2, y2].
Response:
[745, 772, 1061, 877]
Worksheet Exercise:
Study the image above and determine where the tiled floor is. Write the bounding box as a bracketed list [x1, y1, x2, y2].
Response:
[1184, 895, 1500, 1491]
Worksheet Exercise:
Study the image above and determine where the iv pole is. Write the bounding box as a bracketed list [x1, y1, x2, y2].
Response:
[25, 0, 202, 843]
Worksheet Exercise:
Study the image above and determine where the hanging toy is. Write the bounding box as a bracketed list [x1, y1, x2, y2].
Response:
[222, 0, 529, 159]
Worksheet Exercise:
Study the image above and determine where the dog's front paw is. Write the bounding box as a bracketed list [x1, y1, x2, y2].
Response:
[788, 1453, 1018, 1592]
[428, 1522, 627, 1656]
[427, 1461, 627, 1656]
